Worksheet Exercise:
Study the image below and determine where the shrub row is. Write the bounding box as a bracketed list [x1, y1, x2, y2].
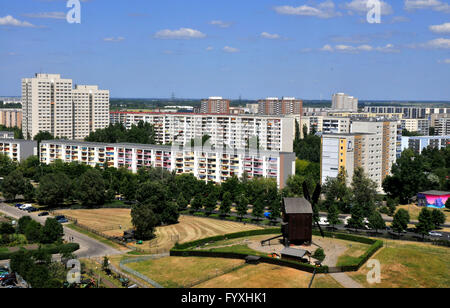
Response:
[338, 240, 383, 272]
[312, 230, 378, 245]
[0, 243, 80, 260]
[173, 228, 281, 250]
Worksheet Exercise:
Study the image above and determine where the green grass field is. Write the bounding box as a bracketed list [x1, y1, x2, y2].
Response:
[349, 240, 450, 288]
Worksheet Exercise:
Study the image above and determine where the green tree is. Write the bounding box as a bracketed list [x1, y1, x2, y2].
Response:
[219, 192, 232, 217]
[0, 154, 16, 177]
[204, 194, 217, 215]
[347, 205, 365, 231]
[191, 195, 203, 213]
[252, 198, 265, 221]
[392, 209, 410, 235]
[33, 131, 54, 144]
[1, 169, 26, 201]
[416, 208, 434, 239]
[0, 222, 15, 235]
[176, 192, 188, 211]
[446, 198, 450, 210]
[17, 216, 32, 234]
[160, 201, 180, 225]
[322, 168, 351, 213]
[383, 150, 435, 204]
[268, 196, 282, 221]
[75, 169, 106, 207]
[431, 209, 446, 229]
[236, 194, 249, 221]
[351, 167, 378, 217]
[40, 218, 64, 244]
[368, 211, 386, 233]
[23, 180, 35, 202]
[25, 220, 42, 243]
[131, 203, 159, 240]
[36, 173, 72, 207]
[312, 248, 326, 262]
[327, 204, 341, 229]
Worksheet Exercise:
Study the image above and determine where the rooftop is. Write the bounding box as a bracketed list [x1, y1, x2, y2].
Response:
[283, 198, 312, 214]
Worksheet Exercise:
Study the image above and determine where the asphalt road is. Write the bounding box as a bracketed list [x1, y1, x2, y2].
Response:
[0, 203, 122, 258]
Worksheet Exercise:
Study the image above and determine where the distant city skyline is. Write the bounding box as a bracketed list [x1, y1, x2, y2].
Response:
[1, 0, 450, 100]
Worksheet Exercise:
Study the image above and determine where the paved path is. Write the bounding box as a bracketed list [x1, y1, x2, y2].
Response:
[0, 203, 122, 259]
[330, 273, 364, 288]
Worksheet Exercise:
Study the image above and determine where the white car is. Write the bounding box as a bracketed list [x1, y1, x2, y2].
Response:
[319, 217, 330, 226]
[19, 204, 32, 210]
[429, 231, 443, 237]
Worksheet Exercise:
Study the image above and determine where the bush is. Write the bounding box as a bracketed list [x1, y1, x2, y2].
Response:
[0, 243, 80, 260]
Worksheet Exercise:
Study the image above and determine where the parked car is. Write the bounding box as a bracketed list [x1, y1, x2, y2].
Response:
[429, 231, 443, 237]
[26, 207, 38, 213]
[15, 204, 23, 208]
[56, 216, 69, 223]
[38, 212, 49, 217]
[19, 204, 32, 211]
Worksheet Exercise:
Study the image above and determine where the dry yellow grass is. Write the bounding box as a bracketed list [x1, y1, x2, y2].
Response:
[397, 204, 450, 221]
[195, 263, 312, 288]
[55, 209, 262, 252]
[131, 216, 263, 252]
[126, 257, 245, 288]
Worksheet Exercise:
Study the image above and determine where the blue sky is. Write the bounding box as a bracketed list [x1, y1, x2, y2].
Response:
[0, 0, 449, 100]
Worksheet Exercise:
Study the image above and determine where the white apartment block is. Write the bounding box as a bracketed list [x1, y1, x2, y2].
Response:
[39, 140, 296, 188]
[352, 119, 398, 189]
[322, 117, 351, 134]
[364, 106, 449, 119]
[401, 119, 430, 135]
[110, 112, 294, 152]
[0, 139, 37, 162]
[72, 85, 110, 140]
[401, 136, 450, 154]
[321, 133, 385, 192]
[0, 131, 14, 139]
[22, 74, 110, 140]
[434, 116, 450, 136]
[332, 93, 358, 112]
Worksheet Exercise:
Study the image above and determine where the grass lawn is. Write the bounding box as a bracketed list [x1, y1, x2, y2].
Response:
[336, 241, 371, 267]
[348, 240, 450, 288]
[80, 258, 125, 289]
[125, 256, 245, 288]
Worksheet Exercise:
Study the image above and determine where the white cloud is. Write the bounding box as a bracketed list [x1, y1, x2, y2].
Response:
[439, 58, 450, 63]
[206, 46, 214, 51]
[209, 20, 232, 28]
[223, 46, 239, 53]
[103, 37, 125, 42]
[429, 22, 450, 34]
[420, 38, 450, 48]
[0, 15, 35, 27]
[404, 0, 450, 13]
[154, 28, 206, 40]
[260, 32, 281, 39]
[274, 1, 340, 18]
[343, 0, 394, 15]
[320, 43, 399, 53]
[22, 12, 66, 19]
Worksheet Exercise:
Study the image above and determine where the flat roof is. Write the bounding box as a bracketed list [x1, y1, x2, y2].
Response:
[110, 111, 291, 119]
[281, 248, 309, 258]
[41, 140, 294, 156]
[419, 191, 450, 196]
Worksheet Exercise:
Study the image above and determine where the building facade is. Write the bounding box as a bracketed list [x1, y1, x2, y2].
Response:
[258, 97, 303, 116]
[39, 140, 296, 188]
[0, 109, 22, 129]
[332, 93, 358, 112]
[401, 119, 430, 135]
[110, 112, 294, 152]
[0, 139, 37, 162]
[22, 74, 110, 140]
[434, 116, 450, 136]
[200, 97, 230, 114]
[363, 106, 449, 119]
[401, 136, 450, 154]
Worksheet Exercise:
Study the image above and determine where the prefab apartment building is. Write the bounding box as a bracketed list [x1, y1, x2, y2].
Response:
[40, 140, 296, 188]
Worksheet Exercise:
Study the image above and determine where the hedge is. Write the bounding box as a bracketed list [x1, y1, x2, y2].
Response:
[173, 228, 281, 250]
[172, 228, 383, 273]
[0, 243, 80, 260]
